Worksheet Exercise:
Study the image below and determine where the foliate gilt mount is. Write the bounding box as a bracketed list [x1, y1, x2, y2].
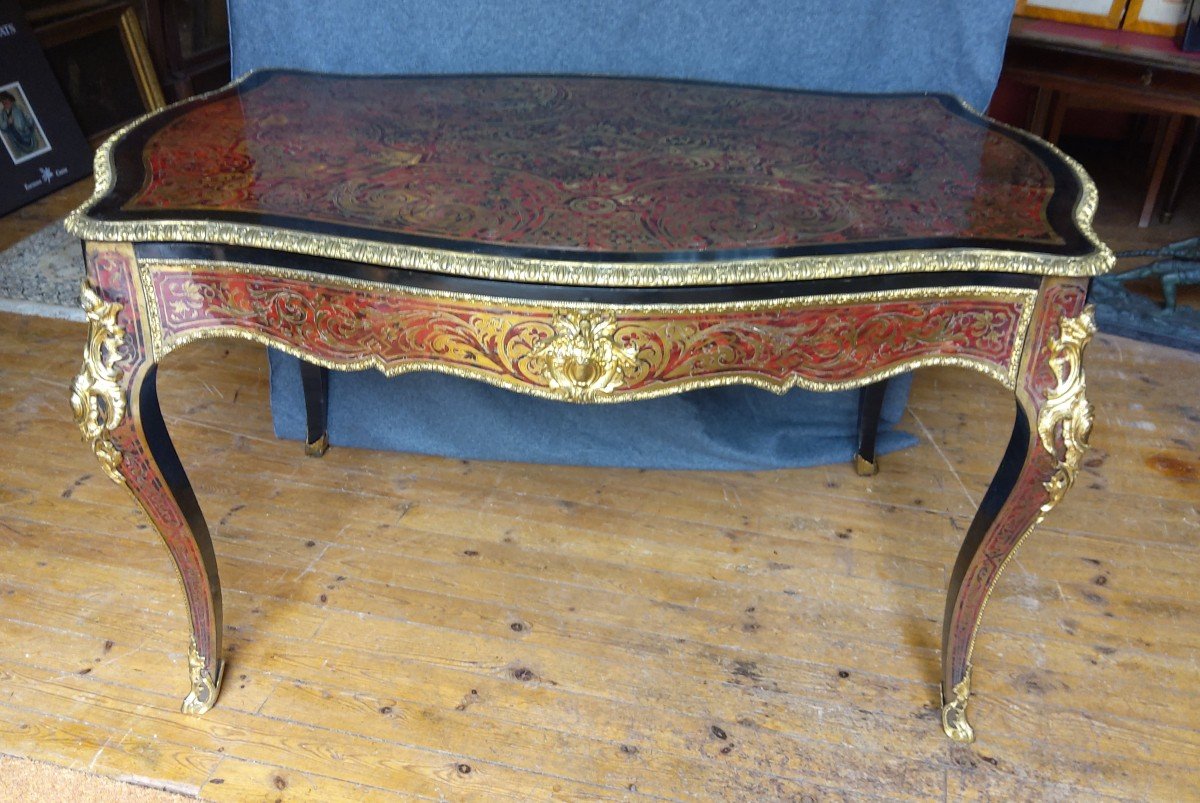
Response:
[71, 281, 128, 484]
[1037, 306, 1097, 511]
[528, 311, 641, 401]
[181, 636, 223, 715]
[941, 665, 974, 743]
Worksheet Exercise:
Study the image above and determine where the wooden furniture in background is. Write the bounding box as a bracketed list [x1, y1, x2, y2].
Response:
[137, 0, 229, 102]
[22, 0, 228, 107]
[1005, 16, 1200, 226]
[31, 2, 164, 142]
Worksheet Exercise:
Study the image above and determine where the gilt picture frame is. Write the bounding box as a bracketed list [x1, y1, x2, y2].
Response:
[1123, 0, 1189, 35]
[0, 81, 52, 164]
[1014, 0, 1129, 29]
[34, 2, 165, 142]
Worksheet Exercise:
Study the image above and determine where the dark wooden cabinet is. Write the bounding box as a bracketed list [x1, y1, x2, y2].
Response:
[1003, 17, 1200, 226]
[21, 0, 229, 104]
[137, 0, 229, 101]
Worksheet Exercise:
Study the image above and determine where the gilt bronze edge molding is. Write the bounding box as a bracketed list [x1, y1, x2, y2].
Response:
[64, 216, 1115, 288]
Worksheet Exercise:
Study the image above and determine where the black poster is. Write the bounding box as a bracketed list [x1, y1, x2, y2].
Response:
[0, 0, 91, 215]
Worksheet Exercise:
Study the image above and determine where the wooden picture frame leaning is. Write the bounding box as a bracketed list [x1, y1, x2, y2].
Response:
[34, 2, 164, 143]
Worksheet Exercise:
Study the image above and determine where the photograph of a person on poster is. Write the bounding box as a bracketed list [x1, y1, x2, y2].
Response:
[0, 82, 52, 164]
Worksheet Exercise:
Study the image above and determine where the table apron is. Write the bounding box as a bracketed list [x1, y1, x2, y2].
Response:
[132, 257, 1038, 402]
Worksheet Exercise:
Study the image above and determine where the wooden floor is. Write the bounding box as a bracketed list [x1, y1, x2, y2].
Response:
[1, 148, 1199, 800]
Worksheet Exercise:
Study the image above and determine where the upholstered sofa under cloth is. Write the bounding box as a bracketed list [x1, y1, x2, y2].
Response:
[228, 0, 1016, 469]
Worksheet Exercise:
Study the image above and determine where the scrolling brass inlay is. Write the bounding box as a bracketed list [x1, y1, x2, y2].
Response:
[1037, 306, 1096, 510]
[528, 311, 639, 401]
[70, 281, 127, 484]
[143, 263, 1037, 401]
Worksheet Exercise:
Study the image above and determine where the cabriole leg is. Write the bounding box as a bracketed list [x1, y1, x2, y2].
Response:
[940, 280, 1095, 741]
[71, 246, 224, 714]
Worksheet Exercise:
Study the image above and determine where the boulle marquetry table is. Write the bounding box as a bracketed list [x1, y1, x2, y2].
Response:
[65, 71, 1113, 742]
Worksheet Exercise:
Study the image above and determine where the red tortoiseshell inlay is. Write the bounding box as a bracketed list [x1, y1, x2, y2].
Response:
[122, 73, 1066, 255]
[150, 268, 1029, 392]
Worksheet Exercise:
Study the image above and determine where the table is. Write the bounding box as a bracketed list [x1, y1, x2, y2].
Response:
[66, 71, 1113, 742]
[1004, 17, 1200, 227]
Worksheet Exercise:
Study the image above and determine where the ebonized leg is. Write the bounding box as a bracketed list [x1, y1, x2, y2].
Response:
[940, 405, 1035, 741]
[125, 364, 224, 713]
[854, 380, 888, 476]
[300, 360, 330, 457]
[939, 279, 1094, 741]
[72, 248, 224, 714]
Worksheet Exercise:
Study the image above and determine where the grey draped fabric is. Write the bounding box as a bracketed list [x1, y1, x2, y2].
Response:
[228, 0, 1015, 468]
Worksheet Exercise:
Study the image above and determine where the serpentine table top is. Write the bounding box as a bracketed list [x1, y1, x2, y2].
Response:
[66, 71, 1113, 743]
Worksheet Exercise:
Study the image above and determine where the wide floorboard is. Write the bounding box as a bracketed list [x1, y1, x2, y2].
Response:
[0, 305, 1197, 800]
